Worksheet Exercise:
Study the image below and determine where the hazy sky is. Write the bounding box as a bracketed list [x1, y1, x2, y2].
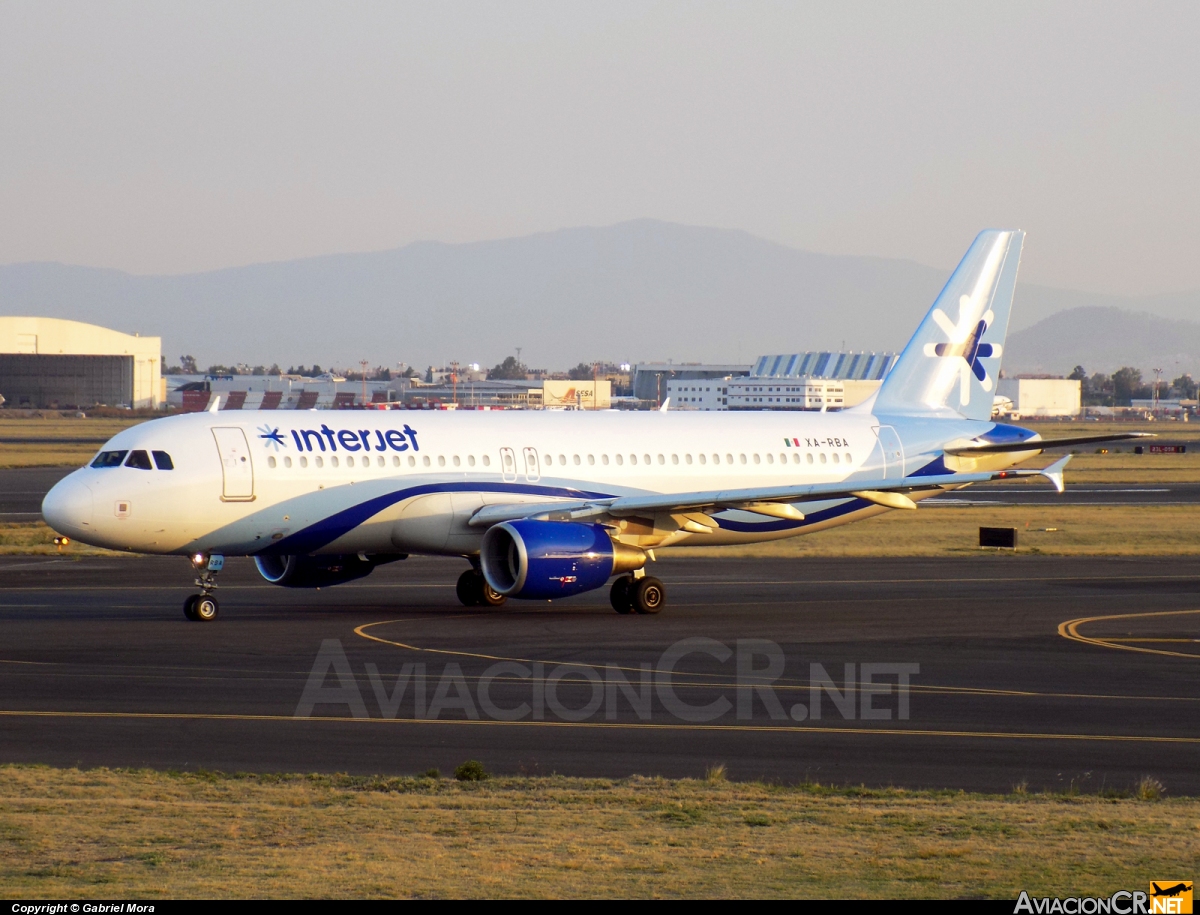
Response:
[2, 1, 1197, 295]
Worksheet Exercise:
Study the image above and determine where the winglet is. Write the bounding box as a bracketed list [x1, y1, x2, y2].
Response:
[207, 395, 222, 413]
[1039, 455, 1071, 493]
[660, 398, 670, 412]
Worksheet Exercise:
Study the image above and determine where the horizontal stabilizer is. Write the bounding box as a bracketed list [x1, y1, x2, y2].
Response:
[945, 432, 1153, 456]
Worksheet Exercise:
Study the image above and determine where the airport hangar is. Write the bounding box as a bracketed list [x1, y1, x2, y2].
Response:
[0, 317, 163, 410]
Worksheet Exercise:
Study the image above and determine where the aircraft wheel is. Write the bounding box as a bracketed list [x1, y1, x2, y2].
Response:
[480, 580, 507, 607]
[183, 595, 199, 621]
[610, 576, 634, 614]
[194, 595, 219, 622]
[632, 577, 665, 615]
[456, 569, 483, 606]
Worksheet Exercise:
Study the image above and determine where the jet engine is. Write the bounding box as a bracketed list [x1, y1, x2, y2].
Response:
[480, 520, 646, 600]
[254, 553, 396, 588]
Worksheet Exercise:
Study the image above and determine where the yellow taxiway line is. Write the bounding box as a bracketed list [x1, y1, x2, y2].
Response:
[1058, 609, 1200, 660]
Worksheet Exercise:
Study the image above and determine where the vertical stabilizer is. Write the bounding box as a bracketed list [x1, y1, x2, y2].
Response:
[873, 229, 1024, 421]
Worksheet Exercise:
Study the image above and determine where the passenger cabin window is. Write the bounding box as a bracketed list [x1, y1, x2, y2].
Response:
[91, 450, 128, 468]
[124, 450, 153, 470]
[152, 451, 174, 470]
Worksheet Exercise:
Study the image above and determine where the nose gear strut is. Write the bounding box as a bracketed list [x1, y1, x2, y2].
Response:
[184, 553, 224, 622]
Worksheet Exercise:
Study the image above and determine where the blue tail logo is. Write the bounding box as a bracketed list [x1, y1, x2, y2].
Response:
[924, 295, 1002, 406]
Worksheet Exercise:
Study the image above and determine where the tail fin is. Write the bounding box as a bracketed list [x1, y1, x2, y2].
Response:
[873, 229, 1024, 421]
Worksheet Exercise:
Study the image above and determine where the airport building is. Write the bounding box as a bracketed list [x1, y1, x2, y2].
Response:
[167, 373, 612, 411]
[0, 317, 163, 409]
[995, 377, 1081, 418]
[667, 351, 898, 411]
[632, 363, 752, 403]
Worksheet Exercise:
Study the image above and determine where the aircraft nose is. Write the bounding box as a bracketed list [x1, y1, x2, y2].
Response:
[42, 474, 94, 537]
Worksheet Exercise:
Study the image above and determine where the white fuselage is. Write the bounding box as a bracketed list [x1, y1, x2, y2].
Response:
[42, 408, 1025, 558]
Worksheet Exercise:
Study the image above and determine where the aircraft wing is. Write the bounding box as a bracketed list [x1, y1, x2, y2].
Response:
[468, 456, 1072, 528]
[944, 432, 1152, 455]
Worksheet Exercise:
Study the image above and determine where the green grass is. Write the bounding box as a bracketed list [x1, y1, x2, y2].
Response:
[0, 765, 1195, 898]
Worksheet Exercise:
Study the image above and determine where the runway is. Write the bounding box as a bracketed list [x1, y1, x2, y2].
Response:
[1, 553, 1197, 792]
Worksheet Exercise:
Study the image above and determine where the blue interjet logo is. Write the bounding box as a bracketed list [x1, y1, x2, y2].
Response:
[257, 425, 286, 450]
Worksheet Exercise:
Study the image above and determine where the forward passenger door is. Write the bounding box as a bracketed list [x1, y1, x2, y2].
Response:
[212, 427, 255, 501]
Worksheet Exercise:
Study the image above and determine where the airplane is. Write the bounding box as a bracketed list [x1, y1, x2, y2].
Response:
[42, 230, 1149, 621]
[1150, 884, 1191, 898]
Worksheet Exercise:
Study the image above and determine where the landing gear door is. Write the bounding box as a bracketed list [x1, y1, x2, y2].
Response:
[876, 425, 905, 479]
[499, 447, 518, 483]
[522, 447, 540, 482]
[212, 427, 255, 501]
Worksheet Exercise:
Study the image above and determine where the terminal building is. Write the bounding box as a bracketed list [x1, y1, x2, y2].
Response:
[0, 317, 163, 409]
[167, 373, 612, 412]
[666, 351, 899, 412]
[995, 378, 1081, 418]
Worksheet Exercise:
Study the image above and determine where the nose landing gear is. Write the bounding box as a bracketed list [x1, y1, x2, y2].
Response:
[184, 553, 224, 622]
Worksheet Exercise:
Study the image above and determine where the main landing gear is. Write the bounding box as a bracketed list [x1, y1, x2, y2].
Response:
[184, 553, 224, 622]
[457, 568, 507, 607]
[610, 574, 666, 615]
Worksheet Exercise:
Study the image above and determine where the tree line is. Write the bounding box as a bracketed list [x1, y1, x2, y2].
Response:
[1067, 365, 1196, 407]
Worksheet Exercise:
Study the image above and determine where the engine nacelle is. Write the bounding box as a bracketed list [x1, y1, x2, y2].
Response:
[481, 520, 646, 600]
[254, 553, 383, 588]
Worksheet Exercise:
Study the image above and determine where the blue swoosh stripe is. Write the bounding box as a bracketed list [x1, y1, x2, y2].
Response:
[268, 480, 615, 556]
[714, 495, 873, 533]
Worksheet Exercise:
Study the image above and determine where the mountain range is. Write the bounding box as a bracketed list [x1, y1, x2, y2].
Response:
[2, 219, 1197, 375]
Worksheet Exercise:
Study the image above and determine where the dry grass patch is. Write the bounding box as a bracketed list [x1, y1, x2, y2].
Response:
[676, 503, 1200, 558]
[0, 765, 1195, 898]
[0, 415, 145, 467]
[0, 521, 122, 556]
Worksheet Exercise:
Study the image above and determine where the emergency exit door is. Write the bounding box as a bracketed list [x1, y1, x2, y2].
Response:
[212, 427, 255, 501]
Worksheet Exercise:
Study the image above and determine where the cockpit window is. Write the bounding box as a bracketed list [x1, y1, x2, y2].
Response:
[125, 450, 153, 470]
[152, 451, 174, 470]
[91, 450, 128, 468]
